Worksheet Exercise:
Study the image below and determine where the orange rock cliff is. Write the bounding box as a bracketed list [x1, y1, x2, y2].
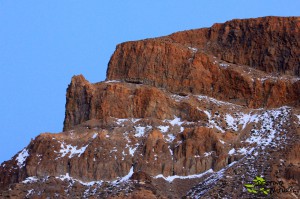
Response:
[0, 16, 299, 199]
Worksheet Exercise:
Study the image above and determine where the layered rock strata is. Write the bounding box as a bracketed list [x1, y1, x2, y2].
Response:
[0, 16, 299, 199]
[107, 17, 300, 109]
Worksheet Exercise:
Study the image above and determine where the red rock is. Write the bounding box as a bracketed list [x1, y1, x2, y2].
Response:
[1, 16, 299, 199]
[107, 16, 300, 108]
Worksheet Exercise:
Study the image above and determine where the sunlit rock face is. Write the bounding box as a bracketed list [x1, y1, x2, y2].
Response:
[1, 16, 299, 199]
[107, 16, 300, 109]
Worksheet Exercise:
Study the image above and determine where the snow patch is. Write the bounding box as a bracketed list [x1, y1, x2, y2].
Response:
[203, 110, 211, 119]
[104, 80, 120, 83]
[112, 166, 134, 184]
[225, 112, 258, 131]
[116, 118, 141, 125]
[154, 169, 213, 182]
[169, 146, 173, 157]
[22, 176, 38, 184]
[237, 147, 248, 155]
[56, 141, 88, 159]
[116, 118, 127, 125]
[92, 133, 98, 139]
[203, 110, 224, 133]
[204, 151, 213, 157]
[188, 47, 198, 53]
[296, 114, 300, 123]
[26, 189, 34, 198]
[188, 161, 237, 197]
[167, 117, 184, 126]
[126, 143, 139, 156]
[196, 95, 242, 107]
[57, 173, 103, 186]
[170, 94, 189, 102]
[165, 134, 176, 142]
[245, 107, 290, 148]
[225, 114, 237, 131]
[135, 126, 146, 137]
[239, 113, 259, 129]
[158, 125, 169, 133]
[128, 146, 137, 156]
[16, 148, 29, 168]
[219, 63, 229, 68]
[228, 148, 235, 155]
[131, 118, 141, 123]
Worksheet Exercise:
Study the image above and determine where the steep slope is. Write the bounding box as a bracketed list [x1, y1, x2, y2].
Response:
[108, 16, 300, 78]
[0, 16, 299, 199]
[107, 17, 300, 109]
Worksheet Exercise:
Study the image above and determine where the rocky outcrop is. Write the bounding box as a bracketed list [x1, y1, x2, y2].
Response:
[107, 39, 300, 109]
[1, 16, 300, 199]
[168, 16, 300, 75]
[107, 17, 300, 109]
[63, 76, 212, 131]
[64, 75, 174, 131]
[0, 118, 230, 191]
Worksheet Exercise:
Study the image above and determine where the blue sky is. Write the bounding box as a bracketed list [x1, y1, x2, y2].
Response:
[0, 1, 299, 163]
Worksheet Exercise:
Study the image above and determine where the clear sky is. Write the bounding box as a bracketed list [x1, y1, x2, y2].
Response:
[0, 1, 299, 163]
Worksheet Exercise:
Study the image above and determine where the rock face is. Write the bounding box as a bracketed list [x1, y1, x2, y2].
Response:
[107, 17, 300, 109]
[63, 75, 211, 131]
[63, 76, 178, 131]
[1, 16, 300, 199]
[169, 16, 300, 76]
[108, 16, 300, 77]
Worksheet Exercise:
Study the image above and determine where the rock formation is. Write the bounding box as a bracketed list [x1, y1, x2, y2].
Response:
[0, 16, 299, 198]
[107, 16, 300, 109]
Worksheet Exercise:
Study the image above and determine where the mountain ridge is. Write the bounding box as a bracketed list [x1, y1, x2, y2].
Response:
[0, 16, 299, 198]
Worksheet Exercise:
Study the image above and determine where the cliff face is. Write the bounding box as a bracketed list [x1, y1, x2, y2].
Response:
[106, 39, 299, 109]
[106, 17, 300, 110]
[168, 16, 300, 75]
[108, 17, 300, 79]
[64, 70, 299, 131]
[63, 75, 178, 131]
[1, 16, 300, 199]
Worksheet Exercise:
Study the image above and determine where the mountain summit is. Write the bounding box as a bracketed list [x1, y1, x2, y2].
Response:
[1, 16, 299, 198]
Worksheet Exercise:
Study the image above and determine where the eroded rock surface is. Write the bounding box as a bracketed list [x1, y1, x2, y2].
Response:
[107, 17, 300, 109]
[0, 16, 299, 199]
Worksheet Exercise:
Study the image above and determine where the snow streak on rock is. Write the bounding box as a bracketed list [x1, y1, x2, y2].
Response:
[116, 118, 141, 126]
[187, 162, 237, 198]
[188, 106, 292, 198]
[164, 116, 184, 126]
[245, 106, 290, 148]
[155, 169, 213, 182]
[202, 109, 224, 133]
[22, 167, 135, 198]
[166, 134, 176, 142]
[55, 141, 88, 159]
[104, 80, 121, 83]
[170, 94, 189, 102]
[158, 125, 169, 133]
[196, 95, 242, 107]
[26, 189, 34, 198]
[22, 176, 38, 184]
[16, 148, 29, 168]
[112, 166, 134, 184]
[295, 114, 300, 124]
[126, 143, 139, 156]
[134, 126, 148, 137]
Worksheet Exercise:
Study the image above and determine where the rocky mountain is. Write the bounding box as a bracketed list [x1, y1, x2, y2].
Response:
[0, 16, 299, 199]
